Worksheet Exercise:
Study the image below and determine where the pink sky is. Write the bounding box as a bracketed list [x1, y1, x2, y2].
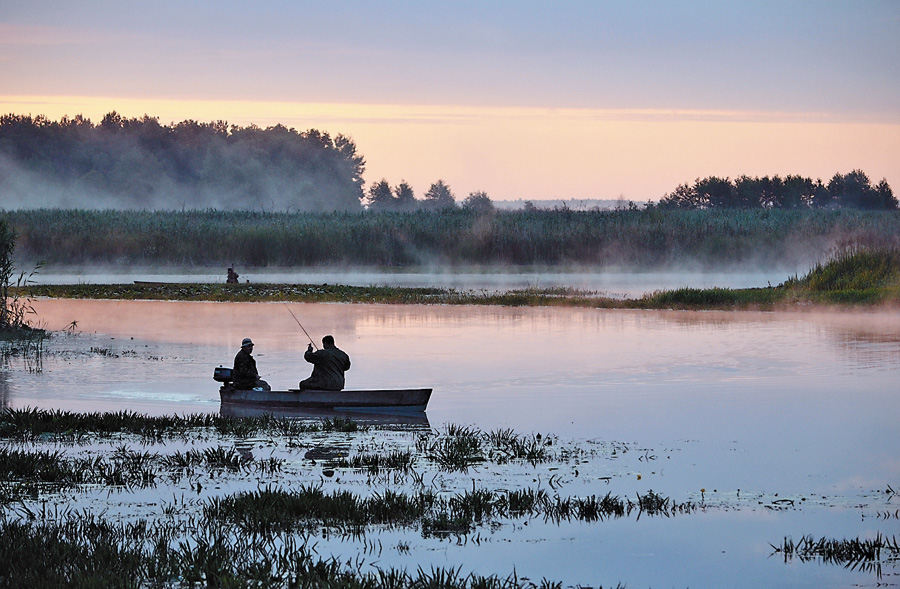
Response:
[2, 2, 898, 201]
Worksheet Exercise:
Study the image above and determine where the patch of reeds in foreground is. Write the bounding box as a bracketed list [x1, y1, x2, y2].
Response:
[0, 517, 591, 589]
[0, 407, 364, 442]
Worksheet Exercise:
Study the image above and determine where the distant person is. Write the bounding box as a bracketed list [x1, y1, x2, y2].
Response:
[226, 267, 239, 283]
[299, 335, 351, 390]
[232, 338, 270, 390]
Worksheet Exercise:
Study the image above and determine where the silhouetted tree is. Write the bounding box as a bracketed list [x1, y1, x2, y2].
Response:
[394, 180, 417, 211]
[660, 172, 895, 211]
[462, 191, 494, 212]
[696, 176, 735, 208]
[875, 179, 898, 209]
[366, 179, 395, 210]
[733, 175, 763, 208]
[423, 179, 456, 210]
[658, 182, 701, 209]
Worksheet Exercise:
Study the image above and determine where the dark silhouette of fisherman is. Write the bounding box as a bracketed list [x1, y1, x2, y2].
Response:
[226, 267, 239, 283]
[299, 335, 351, 390]
[232, 337, 270, 390]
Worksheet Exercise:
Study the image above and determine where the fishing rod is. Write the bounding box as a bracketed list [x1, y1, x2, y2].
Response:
[284, 304, 318, 350]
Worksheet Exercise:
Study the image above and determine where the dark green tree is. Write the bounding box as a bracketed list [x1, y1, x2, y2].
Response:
[423, 179, 456, 210]
[733, 176, 763, 208]
[366, 179, 396, 210]
[394, 180, 417, 211]
[875, 179, 898, 209]
[696, 176, 736, 208]
[658, 182, 701, 209]
[461, 191, 494, 212]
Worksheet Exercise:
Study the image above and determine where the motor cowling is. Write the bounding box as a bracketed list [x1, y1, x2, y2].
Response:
[213, 366, 233, 383]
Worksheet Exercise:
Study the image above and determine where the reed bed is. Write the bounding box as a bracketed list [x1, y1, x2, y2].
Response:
[0, 407, 358, 442]
[0, 516, 580, 588]
[204, 484, 690, 536]
[8, 208, 900, 269]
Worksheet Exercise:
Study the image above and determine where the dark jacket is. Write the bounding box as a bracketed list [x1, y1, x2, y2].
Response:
[232, 348, 260, 389]
[300, 346, 351, 390]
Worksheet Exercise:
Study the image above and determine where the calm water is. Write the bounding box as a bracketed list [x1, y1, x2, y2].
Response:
[8, 299, 900, 588]
[34, 267, 798, 298]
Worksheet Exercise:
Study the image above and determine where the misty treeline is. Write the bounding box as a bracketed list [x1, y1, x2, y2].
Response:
[7, 208, 900, 270]
[658, 171, 897, 210]
[0, 113, 499, 213]
[0, 113, 366, 211]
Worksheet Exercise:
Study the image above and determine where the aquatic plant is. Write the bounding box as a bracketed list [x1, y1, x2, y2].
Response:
[0, 407, 352, 442]
[771, 533, 900, 577]
[334, 450, 414, 474]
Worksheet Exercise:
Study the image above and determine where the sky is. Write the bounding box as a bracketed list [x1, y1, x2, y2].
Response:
[1, 1, 899, 202]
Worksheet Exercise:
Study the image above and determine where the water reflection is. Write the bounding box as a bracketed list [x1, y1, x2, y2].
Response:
[0, 371, 9, 410]
[219, 402, 431, 428]
[36, 268, 799, 298]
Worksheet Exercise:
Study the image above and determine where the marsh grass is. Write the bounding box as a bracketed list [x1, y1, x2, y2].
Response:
[0, 515, 581, 588]
[9, 208, 900, 270]
[202, 484, 688, 540]
[0, 407, 351, 442]
[335, 450, 414, 474]
[771, 534, 900, 577]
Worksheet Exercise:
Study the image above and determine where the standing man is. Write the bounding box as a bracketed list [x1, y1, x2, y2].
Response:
[298, 335, 351, 390]
[232, 337, 270, 390]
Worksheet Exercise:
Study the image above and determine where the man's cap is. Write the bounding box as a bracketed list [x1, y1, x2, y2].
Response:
[241, 337, 253, 347]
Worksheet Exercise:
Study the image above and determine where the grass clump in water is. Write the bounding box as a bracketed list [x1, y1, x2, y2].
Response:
[0, 407, 357, 442]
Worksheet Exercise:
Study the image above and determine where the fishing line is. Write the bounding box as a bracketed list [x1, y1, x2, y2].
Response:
[284, 304, 318, 350]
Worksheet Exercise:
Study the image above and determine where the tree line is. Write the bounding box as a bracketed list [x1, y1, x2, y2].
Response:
[1, 113, 895, 213]
[0, 113, 499, 213]
[657, 171, 896, 210]
[0, 113, 367, 211]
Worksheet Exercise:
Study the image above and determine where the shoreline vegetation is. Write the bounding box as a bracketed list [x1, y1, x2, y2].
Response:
[21, 249, 900, 309]
[7, 208, 900, 270]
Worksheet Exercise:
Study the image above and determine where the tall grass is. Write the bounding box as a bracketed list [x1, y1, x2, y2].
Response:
[8, 208, 900, 269]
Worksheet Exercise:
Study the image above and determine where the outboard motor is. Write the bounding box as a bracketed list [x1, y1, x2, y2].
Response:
[213, 366, 233, 384]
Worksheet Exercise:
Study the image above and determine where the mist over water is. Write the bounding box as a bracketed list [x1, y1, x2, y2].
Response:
[33, 266, 801, 298]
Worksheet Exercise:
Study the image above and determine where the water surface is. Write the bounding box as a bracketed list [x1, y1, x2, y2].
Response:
[7, 299, 899, 588]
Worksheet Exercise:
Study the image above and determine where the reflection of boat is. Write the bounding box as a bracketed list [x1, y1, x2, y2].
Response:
[219, 402, 430, 427]
[219, 386, 432, 413]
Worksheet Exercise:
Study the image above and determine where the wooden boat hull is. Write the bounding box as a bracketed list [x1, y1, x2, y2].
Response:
[219, 386, 432, 413]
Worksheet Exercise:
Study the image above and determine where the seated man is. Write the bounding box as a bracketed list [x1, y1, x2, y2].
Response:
[232, 337, 271, 390]
[298, 335, 351, 390]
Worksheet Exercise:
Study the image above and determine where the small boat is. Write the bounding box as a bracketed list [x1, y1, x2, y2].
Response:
[214, 367, 431, 413]
[219, 402, 431, 427]
[219, 386, 432, 413]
